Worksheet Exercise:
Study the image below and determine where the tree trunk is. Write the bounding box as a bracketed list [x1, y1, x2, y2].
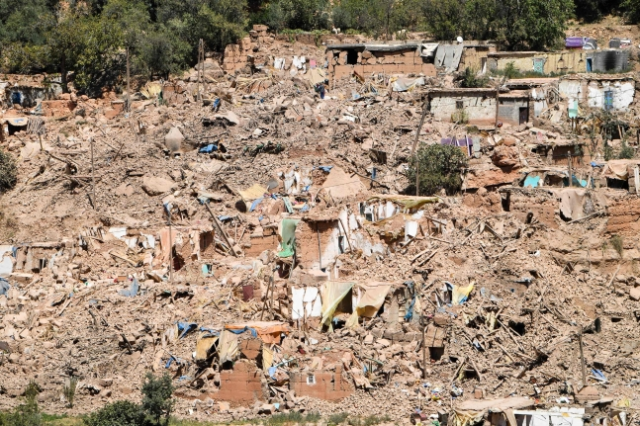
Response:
[61, 55, 67, 93]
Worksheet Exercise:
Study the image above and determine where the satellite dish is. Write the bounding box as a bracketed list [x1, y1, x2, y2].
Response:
[457, 36, 464, 44]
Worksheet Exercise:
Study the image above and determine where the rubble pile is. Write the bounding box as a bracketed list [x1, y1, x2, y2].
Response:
[1, 27, 640, 426]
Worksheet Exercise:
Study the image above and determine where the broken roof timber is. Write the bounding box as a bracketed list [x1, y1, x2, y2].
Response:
[429, 88, 498, 97]
[560, 72, 636, 81]
[326, 43, 419, 52]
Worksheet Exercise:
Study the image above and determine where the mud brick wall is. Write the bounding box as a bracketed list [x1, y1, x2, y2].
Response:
[290, 366, 354, 400]
[606, 197, 640, 235]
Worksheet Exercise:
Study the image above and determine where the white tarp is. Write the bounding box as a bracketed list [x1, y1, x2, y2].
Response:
[292, 286, 322, 320]
[0, 245, 14, 278]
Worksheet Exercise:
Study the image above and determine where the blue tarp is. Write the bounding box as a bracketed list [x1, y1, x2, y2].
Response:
[165, 355, 185, 368]
[225, 326, 258, 338]
[199, 327, 220, 337]
[118, 278, 139, 297]
[199, 144, 218, 153]
[523, 175, 541, 188]
[314, 166, 333, 173]
[177, 322, 198, 339]
[0, 278, 9, 297]
[403, 281, 416, 321]
[250, 198, 264, 212]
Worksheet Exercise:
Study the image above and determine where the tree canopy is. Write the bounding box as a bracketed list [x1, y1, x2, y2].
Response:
[0, 0, 632, 93]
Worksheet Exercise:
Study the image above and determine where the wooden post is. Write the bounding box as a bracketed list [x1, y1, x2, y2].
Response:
[422, 326, 428, 379]
[412, 95, 430, 197]
[316, 223, 322, 269]
[126, 46, 131, 113]
[568, 152, 572, 187]
[168, 208, 173, 285]
[90, 137, 96, 209]
[578, 331, 587, 388]
[203, 203, 237, 257]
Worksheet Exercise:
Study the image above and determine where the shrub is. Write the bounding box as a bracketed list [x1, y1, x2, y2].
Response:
[83, 401, 147, 426]
[618, 142, 635, 159]
[4, 381, 41, 426]
[611, 235, 624, 258]
[460, 67, 488, 88]
[0, 149, 17, 193]
[141, 373, 174, 426]
[407, 144, 469, 196]
[328, 412, 349, 425]
[63, 377, 78, 408]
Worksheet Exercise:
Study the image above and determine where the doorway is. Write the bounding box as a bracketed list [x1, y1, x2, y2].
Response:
[519, 107, 529, 125]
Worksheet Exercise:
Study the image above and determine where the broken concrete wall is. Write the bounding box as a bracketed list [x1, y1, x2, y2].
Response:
[488, 51, 586, 75]
[587, 50, 629, 73]
[498, 96, 529, 126]
[587, 81, 634, 111]
[430, 91, 497, 125]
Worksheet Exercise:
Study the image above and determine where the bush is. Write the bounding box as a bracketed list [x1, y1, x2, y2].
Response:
[407, 144, 469, 196]
[611, 235, 624, 258]
[460, 67, 488, 88]
[83, 401, 147, 426]
[618, 142, 635, 159]
[142, 373, 174, 426]
[4, 381, 41, 426]
[63, 377, 78, 408]
[0, 149, 17, 193]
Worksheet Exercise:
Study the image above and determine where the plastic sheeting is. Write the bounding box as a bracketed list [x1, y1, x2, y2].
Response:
[321, 282, 354, 327]
[218, 330, 239, 364]
[118, 278, 139, 297]
[239, 184, 267, 202]
[195, 334, 218, 361]
[559, 188, 587, 221]
[346, 283, 392, 328]
[523, 175, 541, 188]
[225, 321, 290, 344]
[0, 245, 13, 278]
[291, 286, 322, 320]
[391, 77, 426, 92]
[447, 281, 475, 305]
[278, 218, 299, 258]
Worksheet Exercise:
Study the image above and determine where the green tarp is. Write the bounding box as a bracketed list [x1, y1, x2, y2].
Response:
[277, 218, 299, 258]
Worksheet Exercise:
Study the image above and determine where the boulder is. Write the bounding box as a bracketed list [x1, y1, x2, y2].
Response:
[142, 176, 176, 196]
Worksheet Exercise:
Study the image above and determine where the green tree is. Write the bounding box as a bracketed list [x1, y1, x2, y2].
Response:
[332, 0, 419, 38]
[408, 144, 468, 196]
[622, 0, 640, 22]
[73, 15, 124, 97]
[494, 0, 574, 50]
[259, 0, 329, 32]
[83, 401, 147, 426]
[0, 149, 17, 193]
[141, 373, 174, 426]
